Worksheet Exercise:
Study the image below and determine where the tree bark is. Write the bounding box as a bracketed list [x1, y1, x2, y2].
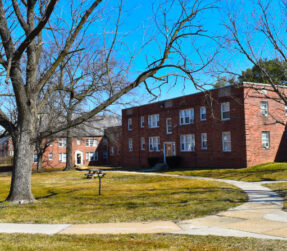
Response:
[7, 131, 35, 204]
[36, 154, 43, 172]
[64, 112, 74, 171]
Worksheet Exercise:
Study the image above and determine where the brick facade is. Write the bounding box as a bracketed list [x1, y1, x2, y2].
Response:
[121, 83, 287, 169]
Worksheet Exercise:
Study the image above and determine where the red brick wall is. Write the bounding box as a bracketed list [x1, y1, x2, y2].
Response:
[243, 84, 287, 166]
[122, 85, 247, 169]
[105, 126, 122, 166]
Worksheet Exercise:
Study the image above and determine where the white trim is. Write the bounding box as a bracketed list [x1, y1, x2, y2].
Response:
[166, 118, 172, 134]
[75, 150, 83, 165]
[221, 102, 230, 121]
[222, 131, 231, 152]
[200, 106, 206, 121]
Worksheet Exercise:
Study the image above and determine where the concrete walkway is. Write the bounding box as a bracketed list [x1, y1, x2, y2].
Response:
[0, 172, 287, 241]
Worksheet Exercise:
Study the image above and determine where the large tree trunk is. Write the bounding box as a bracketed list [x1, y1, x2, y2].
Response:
[64, 111, 74, 171]
[36, 154, 43, 172]
[7, 131, 35, 204]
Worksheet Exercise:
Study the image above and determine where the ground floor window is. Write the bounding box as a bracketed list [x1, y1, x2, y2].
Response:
[128, 138, 133, 152]
[180, 134, 195, 152]
[141, 137, 145, 150]
[110, 147, 114, 156]
[86, 152, 98, 161]
[49, 153, 53, 161]
[262, 131, 270, 149]
[222, 132, 231, 152]
[33, 154, 38, 163]
[149, 136, 160, 152]
[201, 133, 207, 150]
[59, 153, 66, 162]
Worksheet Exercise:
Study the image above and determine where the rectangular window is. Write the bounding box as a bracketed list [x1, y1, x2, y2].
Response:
[58, 138, 67, 147]
[200, 106, 207, 121]
[260, 101, 268, 117]
[103, 151, 108, 159]
[179, 109, 194, 125]
[141, 137, 145, 150]
[128, 138, 133, 152]
[201, 133, 207, 150]
[33, 154, 38, 163]
[77, 139, 81, 145]
[141, 116, 144, 128]
[148, 114, 160, 128]
[166, 118, 172, 134]
[128, 118, 132, 130]
[86, 139, 98, 147]
[49, 153, 53, 161]
[110, 146, 114, 156]
[222, 132, 231, 152]
[262, 131, 270, 149]
[149, 136, 160, 152]
[285, 105, 287, 116]
[180, 134, 195, 152]
[86, 152, 98, 161]
[221, 102, 230, 120]
[59, 153, 66, 162]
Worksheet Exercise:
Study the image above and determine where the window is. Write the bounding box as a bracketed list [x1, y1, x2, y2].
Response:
[141, 116, 144, 128]
[49, 153, 53, 161]
[148, 114, 160, 128]
[180, 134, 195, 152]
[58, 138, 67, 147]
[128, 118, 132, 130]
[103, 151, 108, 159]
[141, 137, 145, 150]
[77, 139, 81, 145]
[285, 105, 287, 116]
[201, 133, 207, 150]
[8, 150, 14, 156]
[262, 131, 270, 149]
[33, 154, 38, 163]
[200, 106, 206, 121]
[110, 146, 114, 156]
[166, 118, 172, 134]
[128, 138, 133, 152]
[149, 137, 160, 152]
[179, 109, 194, 125]
[86, 152, 98, 161]
[221, 102, 230, 120]
[260, 101, 268, 117]
[59, 153, 67, 162]
[222, 132, 231, 152]
[86, 139, 98, 147]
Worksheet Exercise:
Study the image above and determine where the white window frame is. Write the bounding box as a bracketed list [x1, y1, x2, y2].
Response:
[128, 118, 132, 131]
[140, 116, 144, 128]
[86, 152, 98, 161]
[58, 138, 67, 147]
[222, 132, 231, 152]
[128, 138, 133, 152]
[262, 131, 270, 149]
[86, 139, 98, 147]
[200, 106, 207, 121]
[166, 118, 172, 134]
[180, 134, 195, 152]
[179, 108, 194, 125]
[140, 137, 145, 150]
[285, 105, 287, 116]
[48, 153, 53, 161]
[201, 133, 207, 150]
[260, 101, 268, 117]
[148, 114, 160, 128]
[149, 136, 160, 152]
[221, 102, 230, 121]
[77, 139, 81, 145]
[33, 154, 38, 163]
[59, 153, 67, 162]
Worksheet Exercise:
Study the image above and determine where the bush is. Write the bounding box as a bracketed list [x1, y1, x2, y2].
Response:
[148, 157, 161, 167]
[166, 156, 182, 168]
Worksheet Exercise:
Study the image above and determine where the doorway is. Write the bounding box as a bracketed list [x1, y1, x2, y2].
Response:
[164, 142, 176, 163]
[75, 150, 83, 165]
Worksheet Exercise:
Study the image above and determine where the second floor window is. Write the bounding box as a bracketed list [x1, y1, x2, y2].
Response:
[149, 136, 160, 152]
[180, 134, 195, 152]
[128, 138, 133, 152]
[141, 137, 145, 150]
[86, 139, 98, 147]
[221, 102, 230, 120]
[58, 138, 67, 147]
[148, 114, 159, 128]
[260, 101, 268, 117]
[200, 106, 206, 121]
[179, 108, 194, 125]
[128, 118, 132, 130]
[262, 131, 270, 149]
[166, 118, 172, 134]
[140, 116, 144, 128]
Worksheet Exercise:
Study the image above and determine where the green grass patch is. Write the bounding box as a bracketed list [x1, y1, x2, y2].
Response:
[0, 234, 286, 250]
[0, 171, 247, 223]
[165, 162, 287, 182]
[264, 181, 287, 210]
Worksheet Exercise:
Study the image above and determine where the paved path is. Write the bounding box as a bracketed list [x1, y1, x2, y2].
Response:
[0, 172, 287, 240]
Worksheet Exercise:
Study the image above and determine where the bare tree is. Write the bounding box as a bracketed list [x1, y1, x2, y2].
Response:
[0, 0, 215, 203]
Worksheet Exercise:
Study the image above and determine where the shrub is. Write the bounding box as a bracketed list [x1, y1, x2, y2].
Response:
[166, 156, 182, 168]
[148, 157, 161, 167]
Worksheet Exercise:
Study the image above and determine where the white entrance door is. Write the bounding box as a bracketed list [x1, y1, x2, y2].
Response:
[75, 151, 83, 165]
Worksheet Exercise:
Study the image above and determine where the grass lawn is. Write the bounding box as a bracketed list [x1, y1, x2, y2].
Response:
[264, 181, 287, 210]
[165, 162, 287, 182]
[0, 171, 247, 223]
[0, 234, 286, 250]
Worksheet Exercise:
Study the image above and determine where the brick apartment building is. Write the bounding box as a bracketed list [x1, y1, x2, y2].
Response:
[121, 83, 287, 169]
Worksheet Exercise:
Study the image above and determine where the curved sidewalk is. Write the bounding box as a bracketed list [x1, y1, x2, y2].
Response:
[0, 173, 287, 241]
